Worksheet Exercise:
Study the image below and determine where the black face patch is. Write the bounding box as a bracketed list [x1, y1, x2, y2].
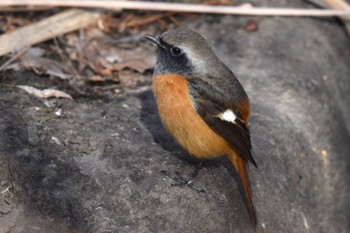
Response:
[154, 39, 194, 76]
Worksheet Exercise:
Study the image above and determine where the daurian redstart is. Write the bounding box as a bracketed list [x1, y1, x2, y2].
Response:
[146, 28, 257, 225]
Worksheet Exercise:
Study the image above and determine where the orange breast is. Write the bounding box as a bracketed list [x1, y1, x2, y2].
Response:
[152, 74, 232, 159]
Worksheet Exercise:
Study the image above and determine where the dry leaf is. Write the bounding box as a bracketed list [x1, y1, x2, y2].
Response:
[119, 12, 176, 30]
[118, 70, 145, 87]
[102, 47, 156, 73]
[87, 75, 108, 83]
[86, 75, 119, 84]
[245, 20, 258, 32]
[82, 38, 156, 76]
[25, 47, 45, 57]
[7, 55, 72, 80]
[17, 85, 73, 100]
[102, 58, 154, 74]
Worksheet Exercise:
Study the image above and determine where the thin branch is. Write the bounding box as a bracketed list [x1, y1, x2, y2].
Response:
[322, 0, 350, 37]
[0, 0, 350, 17]
[0, 47, 29, 72]
[0, 9, 102, 56]
[120, 12, 176, 29]
[323, 0, 350, 10]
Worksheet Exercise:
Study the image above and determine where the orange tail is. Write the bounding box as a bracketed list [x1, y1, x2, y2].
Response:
[228, 151, 257, 225]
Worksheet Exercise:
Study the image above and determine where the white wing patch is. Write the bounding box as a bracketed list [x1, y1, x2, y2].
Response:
[219, 109, 237, 123]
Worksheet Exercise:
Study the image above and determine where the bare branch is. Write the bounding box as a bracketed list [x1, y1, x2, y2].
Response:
[0, 0, 350, 17]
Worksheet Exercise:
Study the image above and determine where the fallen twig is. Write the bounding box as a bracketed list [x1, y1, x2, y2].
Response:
[0, 47, 29, 72]
[0, 9, 102, 56]
[0, 5, 54, 12]
[323, 0, 350, 9]
[322, 0, 350, 36]
[119, 12, 176, 30]
[0, 0, 350, 17]
[303, 0, 350, 37]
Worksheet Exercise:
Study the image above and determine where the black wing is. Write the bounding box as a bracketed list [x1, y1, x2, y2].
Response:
[188, 78, 257, 167]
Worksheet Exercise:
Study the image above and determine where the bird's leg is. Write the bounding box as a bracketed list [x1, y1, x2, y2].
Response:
[161, 160, 206, 193]
[175, 160, 203, 186]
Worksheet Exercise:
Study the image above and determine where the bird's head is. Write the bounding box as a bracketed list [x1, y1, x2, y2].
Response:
[146, 28, 218, 76]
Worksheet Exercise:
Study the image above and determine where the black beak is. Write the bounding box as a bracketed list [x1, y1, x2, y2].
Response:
[146, 35, 162, 48]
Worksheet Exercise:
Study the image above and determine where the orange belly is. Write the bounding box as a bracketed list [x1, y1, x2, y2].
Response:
[152, 74, 232, 159]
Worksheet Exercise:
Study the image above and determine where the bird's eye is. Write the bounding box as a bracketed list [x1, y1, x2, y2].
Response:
[171, 47, 182, 56]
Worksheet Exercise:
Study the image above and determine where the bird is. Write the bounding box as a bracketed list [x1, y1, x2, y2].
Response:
[146, 28, 257, 225]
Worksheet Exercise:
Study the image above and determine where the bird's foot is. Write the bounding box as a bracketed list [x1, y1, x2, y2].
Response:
[160, 170, 206, 193]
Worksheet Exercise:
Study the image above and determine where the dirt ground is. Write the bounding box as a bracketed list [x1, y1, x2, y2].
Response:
[1, 1, 350, 233]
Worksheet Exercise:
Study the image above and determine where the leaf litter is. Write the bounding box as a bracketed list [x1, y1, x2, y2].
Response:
[0, 0, 233, 98]
[17, 85, 73, 100]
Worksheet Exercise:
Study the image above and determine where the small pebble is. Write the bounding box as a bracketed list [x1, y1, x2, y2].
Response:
[245, 20, 258, 32]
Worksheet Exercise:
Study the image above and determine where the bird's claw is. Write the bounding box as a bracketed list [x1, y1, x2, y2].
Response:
[160, 170, 206, 193]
